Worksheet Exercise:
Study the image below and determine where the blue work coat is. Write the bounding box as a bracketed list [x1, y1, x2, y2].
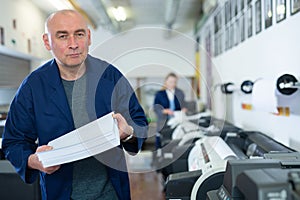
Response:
[153, 88, 185, 125]
[2, 55, 148, 200]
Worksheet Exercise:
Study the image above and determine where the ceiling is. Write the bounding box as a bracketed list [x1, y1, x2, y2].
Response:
[31, 0, 203, 34]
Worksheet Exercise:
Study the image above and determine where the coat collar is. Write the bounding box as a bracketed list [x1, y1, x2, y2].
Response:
[43, 59, 73, 125]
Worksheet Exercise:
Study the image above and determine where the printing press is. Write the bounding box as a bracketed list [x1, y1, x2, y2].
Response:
[206, 152, 300, 200]
[163, 129, 295, 200]
[152, 110, 298, 200]
[165, 136, 238, 200]
[154, 113, 242, 180]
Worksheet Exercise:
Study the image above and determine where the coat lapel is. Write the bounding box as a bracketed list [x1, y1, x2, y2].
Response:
[162, 90, 169, 107]
[44, 59, 73, 125]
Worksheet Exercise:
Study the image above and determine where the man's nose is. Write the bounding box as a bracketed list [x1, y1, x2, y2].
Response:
[68, 35, 78, 49]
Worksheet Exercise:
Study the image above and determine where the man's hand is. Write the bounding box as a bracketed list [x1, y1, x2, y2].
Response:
[112, 113, 134, 140]
[163, 108, 174, 116]
[28, 145, 60, 174]
[181, 108, 187, 113]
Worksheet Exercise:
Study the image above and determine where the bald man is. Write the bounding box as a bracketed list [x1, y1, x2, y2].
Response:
[2, 10, 148, 200]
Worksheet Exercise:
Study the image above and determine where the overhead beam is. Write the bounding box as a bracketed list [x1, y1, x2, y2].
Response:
[67, 0, 97, 29]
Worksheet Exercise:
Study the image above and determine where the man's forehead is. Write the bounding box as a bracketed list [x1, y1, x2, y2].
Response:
[48, 20, 87, 34]
[46, 11, 87, 31]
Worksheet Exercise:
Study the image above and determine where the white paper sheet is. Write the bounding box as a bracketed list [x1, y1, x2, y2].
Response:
[37, 112, 120, 167]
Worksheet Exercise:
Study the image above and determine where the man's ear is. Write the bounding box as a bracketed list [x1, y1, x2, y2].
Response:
[43, 33, 51, 51]
[87, 29, 91, 46]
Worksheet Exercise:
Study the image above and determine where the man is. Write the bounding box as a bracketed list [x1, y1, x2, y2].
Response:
[153, 73, 186, 149]
[2, 10, 148, 200]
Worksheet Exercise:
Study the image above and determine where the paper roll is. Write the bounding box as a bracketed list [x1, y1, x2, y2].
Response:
[251, 79, 278, 113]
[206, 136, 237, 160]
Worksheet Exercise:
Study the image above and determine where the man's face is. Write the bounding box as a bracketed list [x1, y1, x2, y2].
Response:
[165, 76, 177, 90]
[43, 12, 91, 69]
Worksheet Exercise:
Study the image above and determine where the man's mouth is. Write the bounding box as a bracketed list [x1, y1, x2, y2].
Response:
[67, 53, 81, 57]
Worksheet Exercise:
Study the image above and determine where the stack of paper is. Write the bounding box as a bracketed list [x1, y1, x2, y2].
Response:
[37, 112, 120, 168]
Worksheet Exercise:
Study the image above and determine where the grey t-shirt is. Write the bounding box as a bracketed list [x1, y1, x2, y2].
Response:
[62, 74, 118, 200]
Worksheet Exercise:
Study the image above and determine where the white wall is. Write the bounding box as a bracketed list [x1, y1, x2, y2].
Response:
[0, 0, 49, 60]
[90, 26, 197, 77]
[198, 0, 300, 150]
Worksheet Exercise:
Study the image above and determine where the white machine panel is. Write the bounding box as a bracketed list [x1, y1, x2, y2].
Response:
[188, 136, 237, 172]
[187, 136, 238, 200]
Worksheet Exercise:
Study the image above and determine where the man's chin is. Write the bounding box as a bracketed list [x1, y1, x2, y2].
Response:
[65, 59, 85, 68]
[59, 62, 83, 69]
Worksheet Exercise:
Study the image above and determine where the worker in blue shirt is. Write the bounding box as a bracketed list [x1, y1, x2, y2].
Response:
[2, 10, 148, 200]
[153, 73, 186, 149]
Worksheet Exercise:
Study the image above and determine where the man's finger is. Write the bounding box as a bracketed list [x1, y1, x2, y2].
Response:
[44, 165, 61, 174]
[36, 145, 53, 152]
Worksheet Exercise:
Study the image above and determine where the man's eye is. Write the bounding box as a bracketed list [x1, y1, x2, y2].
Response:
[58, 35, 68, 39]
[76, 33, 85, 38]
